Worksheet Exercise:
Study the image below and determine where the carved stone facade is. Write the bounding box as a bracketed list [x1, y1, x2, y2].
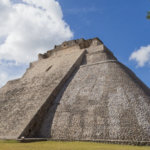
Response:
[0, 38, 150, 145]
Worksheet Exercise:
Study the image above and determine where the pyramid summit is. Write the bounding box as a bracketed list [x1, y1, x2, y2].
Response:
[0, 37, 150, 145]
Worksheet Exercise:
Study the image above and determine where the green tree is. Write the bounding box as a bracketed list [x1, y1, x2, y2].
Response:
[147, 11, 150, 20]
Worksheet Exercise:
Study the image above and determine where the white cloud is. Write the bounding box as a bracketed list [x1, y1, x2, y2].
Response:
[0, 0, 73, 64]
[0, 69, 23, 88]
[0, 73, 8, 88]
[0, 60, 28, 88]
[0, 0, 73, 87]
[129, 45, 150, 67]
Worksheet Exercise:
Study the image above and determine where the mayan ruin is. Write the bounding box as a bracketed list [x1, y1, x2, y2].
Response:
[0, 37, 150, 146]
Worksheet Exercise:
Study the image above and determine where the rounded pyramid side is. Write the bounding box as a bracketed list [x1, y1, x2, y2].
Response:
[38, 59, 150, 142]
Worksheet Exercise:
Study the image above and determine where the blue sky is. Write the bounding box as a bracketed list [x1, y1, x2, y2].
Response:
[0, 0, 150, 88]
[59, 0, 150, 87]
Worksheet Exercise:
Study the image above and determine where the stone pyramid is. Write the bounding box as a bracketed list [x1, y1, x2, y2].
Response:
[0, 37, 150, 145]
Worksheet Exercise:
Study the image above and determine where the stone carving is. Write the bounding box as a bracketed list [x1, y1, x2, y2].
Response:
[0, 37, 150, 146]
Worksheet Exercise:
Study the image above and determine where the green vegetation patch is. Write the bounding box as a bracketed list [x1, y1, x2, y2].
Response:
[1, 141, 150, 150]
[0, 140, 19, 143]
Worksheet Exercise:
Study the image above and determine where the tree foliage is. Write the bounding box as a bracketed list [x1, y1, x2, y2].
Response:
[147, 11, 150, 20]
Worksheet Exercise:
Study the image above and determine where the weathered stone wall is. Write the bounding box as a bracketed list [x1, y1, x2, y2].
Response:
[38, 60, 150, 141]
[81, 44, 117, 65]
[1, 37, 150, 144]
[0, 47, 85, 139]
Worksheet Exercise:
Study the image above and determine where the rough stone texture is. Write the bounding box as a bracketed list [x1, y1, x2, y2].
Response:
[38, 59, 150, 142]
[0, 37, 150, 145]
[0, 46, 85, 139]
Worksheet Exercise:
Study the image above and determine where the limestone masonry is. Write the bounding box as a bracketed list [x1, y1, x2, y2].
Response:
[0, 37, 150, 145]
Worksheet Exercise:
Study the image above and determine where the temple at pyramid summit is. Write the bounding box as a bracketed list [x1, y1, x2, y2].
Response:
[0, 37, 150, 145]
